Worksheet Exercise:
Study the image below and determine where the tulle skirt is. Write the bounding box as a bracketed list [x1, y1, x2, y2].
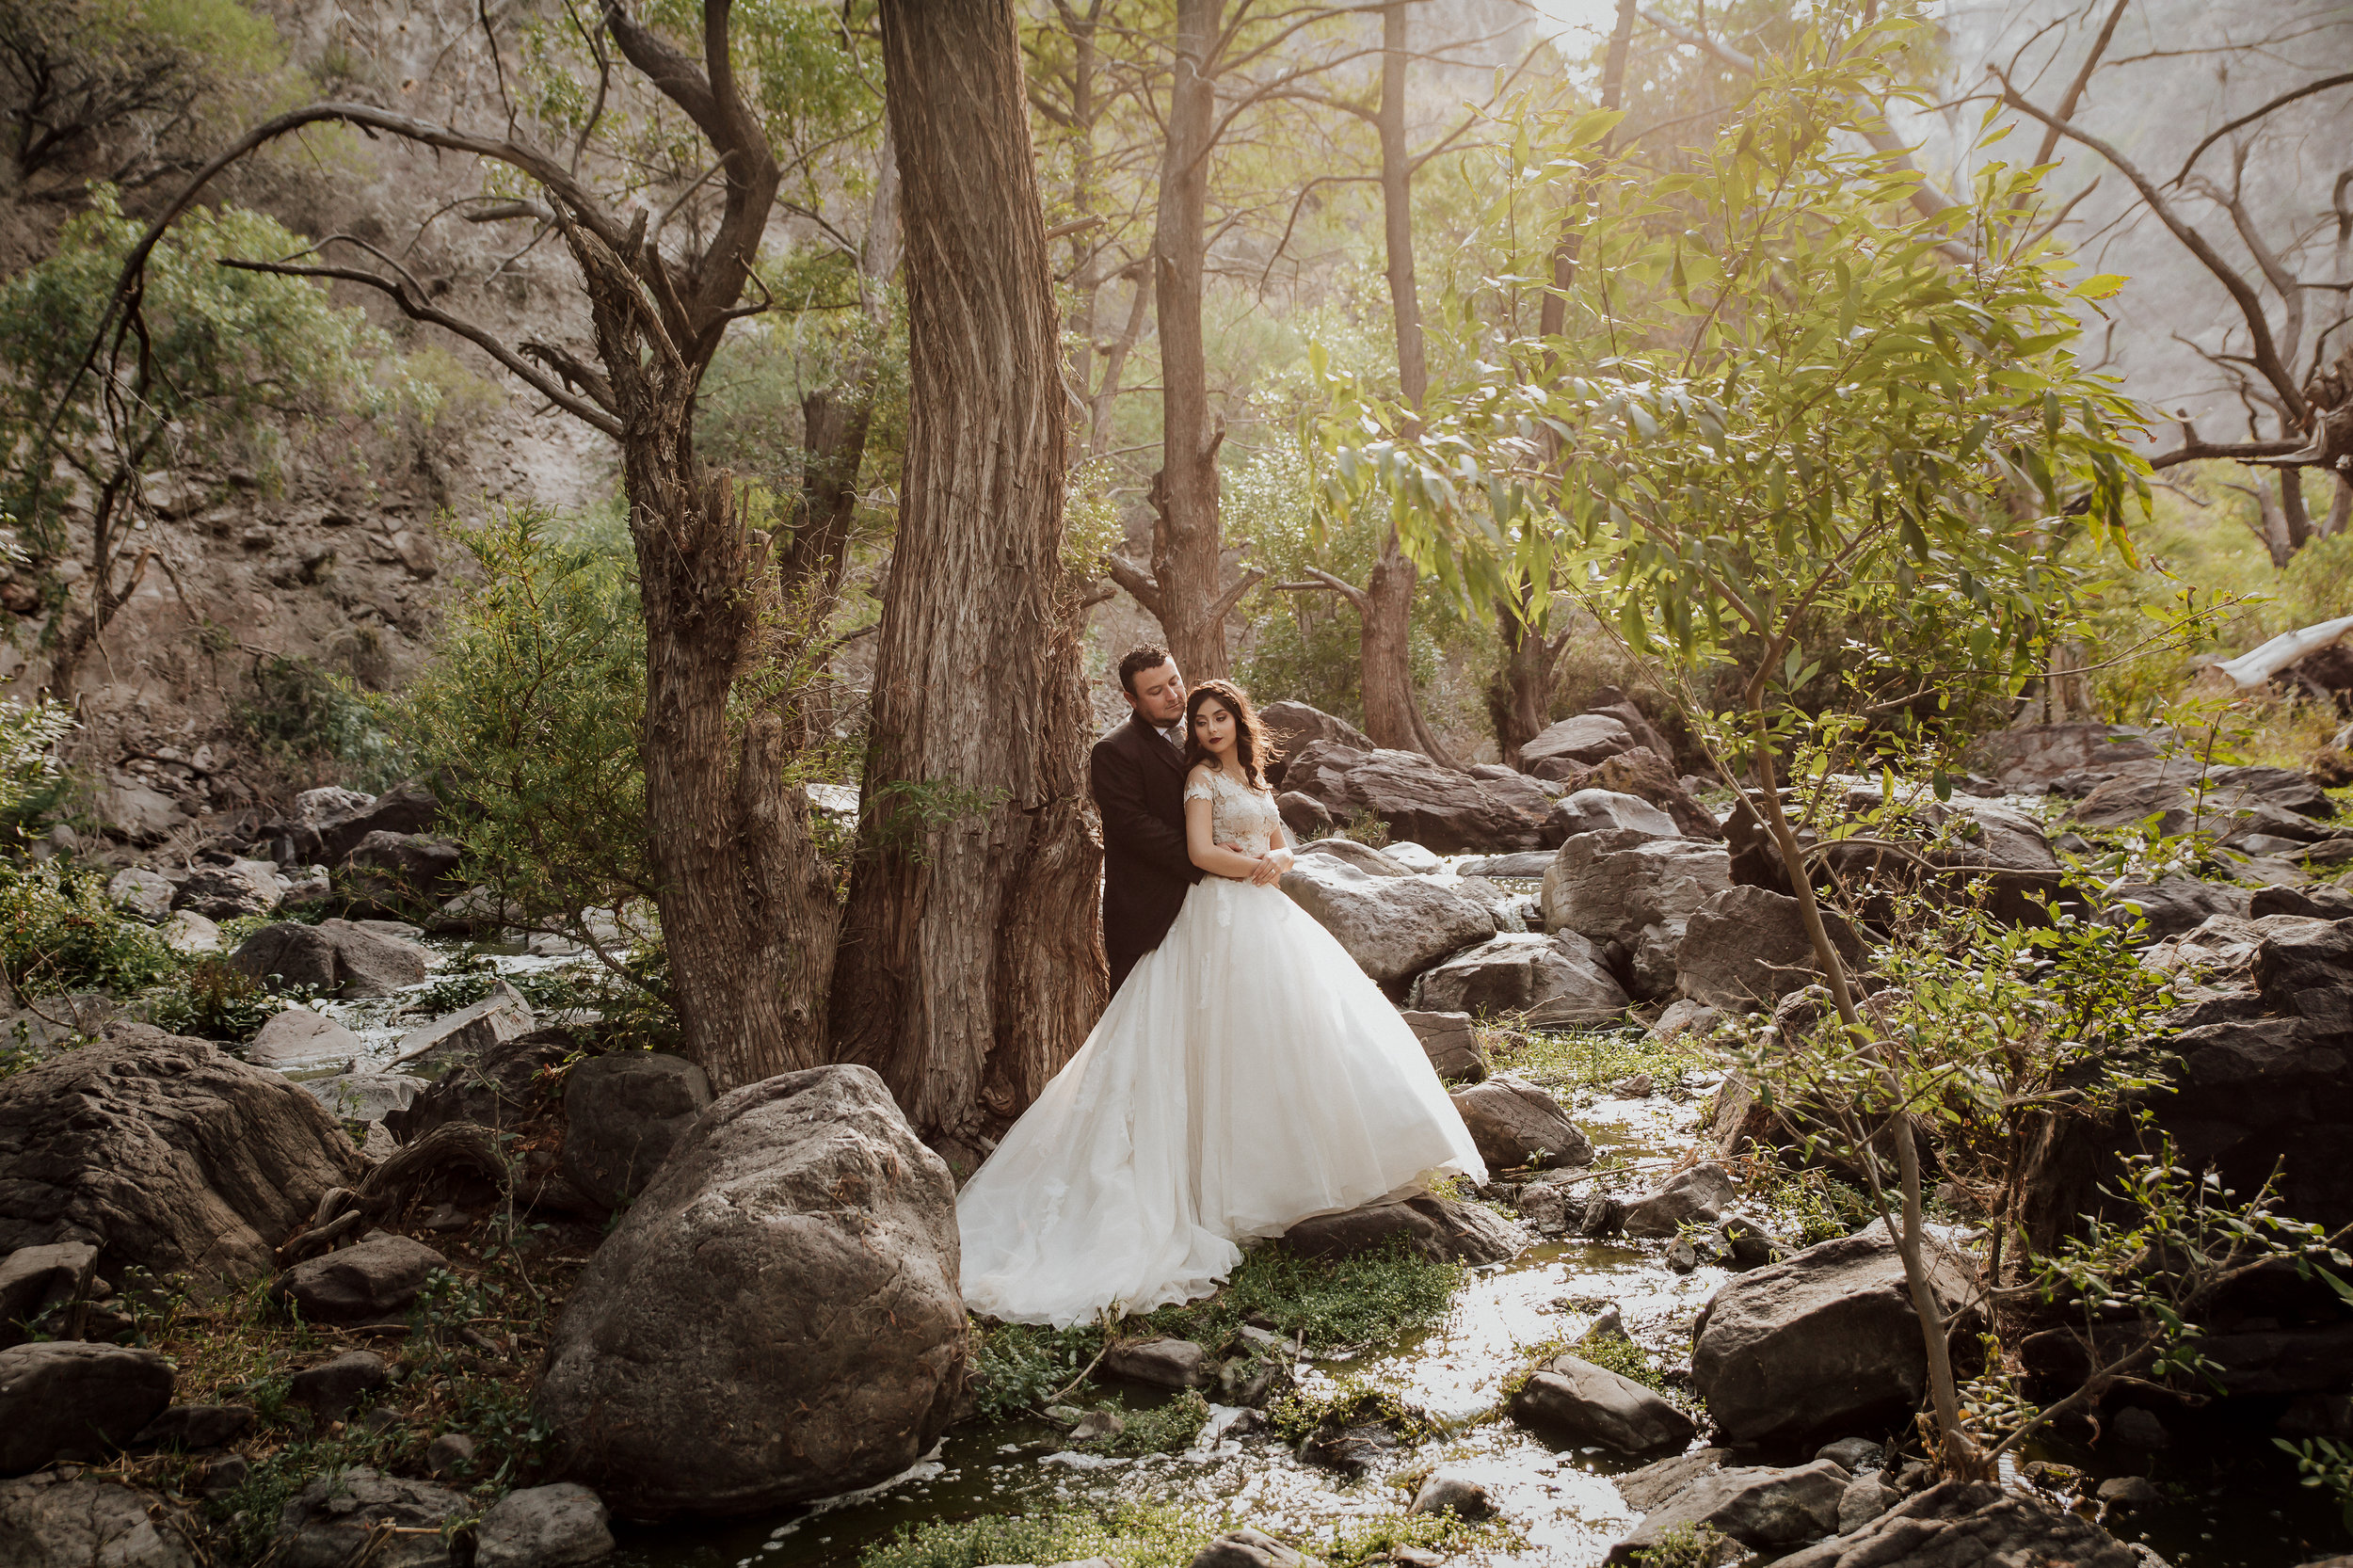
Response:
[957, 873, 1488, 1327]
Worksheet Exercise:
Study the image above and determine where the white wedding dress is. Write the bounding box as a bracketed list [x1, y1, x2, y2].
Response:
[957, 767, 1488, 1327]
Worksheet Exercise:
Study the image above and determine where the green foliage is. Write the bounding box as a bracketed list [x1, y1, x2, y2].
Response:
[1563, 1330, 1668, 1395]
[1317, 12, 2150, 751]
[1267, 1377, 1436, 1447]
[0, 188, 421, 568]
[861, 1503, 1204, 1568]
[233, 655, 402, 780]
[1084, 1388, 1212, 1456]
[1487, 1025, 1703, 1097]
[385, 504, 651, 948]
[1632, 1524, 1732, 1568]
[2278, 1436, 2353, 1534]
[1757, 1165, 1876, 1246]
[1139, 1237, 1462, 1352]
[1321, 1510, 1521, 1568]
[0, 696, 75, 841]
[0, 864, 174, 997]
[967, 1318, 1105, 1423]
[147, 958, 280, 1044]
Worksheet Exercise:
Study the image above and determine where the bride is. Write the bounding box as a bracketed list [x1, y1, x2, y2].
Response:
[957, 679, 1487, 1327]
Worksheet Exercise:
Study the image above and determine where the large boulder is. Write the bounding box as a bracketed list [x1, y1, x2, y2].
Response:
[0, 1024, 364, 1293]
[347, 831, 465, 904]
[475, 1483, 615, 1568]
[561, 1052, 714, 1208]
[227, 923, 341, 990]
[1397, 1011, 1487, 1081]
[1279, 1192, 1526, 1266]
[1543, 829, 1732, 998]
[315, 919, 431, 996]
[0, 1472, 200, 1568]
[389, 981, 536, 1075]
[2104, 874, 2252, 938]
[1409, 932, 1630, 1025]
[1624, 1160, 1736, 1238]
[282, 779, 440, 866]
[531, 1064, 966, 1520]
[271, 1233, 446, 1323]
[1675, 887, 1867, 1011]
[106, 868, 175, 920]
[1522, 713, 1638, 777]
[1511, 1352, 1694, 1452]
[1546, 789, 1677, 841]
[1609, 1459, 1850, 1561]
[1966, 723, 2160, 794]
[269, 1467, 470, 1568]
[1295, 837, 1411, 875]
[246, 1007, 364, 1068]
[1449, 1075, 1593, 1171]
[1280, 742, 1549, 853]
[1279, 855, 1497, 983]
[1258, 702, 1373, 787]
[1585, 747, 1724, 840]
[386, 1027, 577, 1144]
[1771, 1480, 2139, 1568]
[2070, 760, 2334, 836]
[1691, 1225, 1974, 1443]
[172, 861, 282, 920]
[0, 1341, 175, 1474]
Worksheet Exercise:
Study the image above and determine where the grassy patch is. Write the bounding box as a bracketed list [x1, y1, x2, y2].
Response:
[1486, 1025, 1707, 1096]
[1753, 1162, 1876, 1245]
[967, 1318, 1107, 1423]
[1632, 1523, 1732, 1568]
[1082, 1388, 1213, 1456]
[1267, 1377, 1437, 1447]
[860, 1502, 1205, 1568]
[1321, 1508, 1524, 1567]
[1137, 1237, 1462, 1352]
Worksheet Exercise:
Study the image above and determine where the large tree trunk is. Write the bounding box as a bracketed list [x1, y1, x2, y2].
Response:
[830, 0, 1104, 1169]
[1144, 0, 1235, 679]
[1490, 600, 1559, 767]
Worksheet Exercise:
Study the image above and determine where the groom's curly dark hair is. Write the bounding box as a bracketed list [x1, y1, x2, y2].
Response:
[1180, 680, 1274, 792]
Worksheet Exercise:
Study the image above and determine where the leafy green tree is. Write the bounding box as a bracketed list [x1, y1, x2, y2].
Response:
[0, 187, 415, 687]
[1317, 12, 2151, 1477]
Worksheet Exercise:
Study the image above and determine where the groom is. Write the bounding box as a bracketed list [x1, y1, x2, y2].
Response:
[1091, 647, 1200, 994]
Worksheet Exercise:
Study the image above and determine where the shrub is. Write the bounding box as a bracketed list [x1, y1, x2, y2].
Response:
[0, 865, 175, 997]
[1139, 1236, 1461, 1352]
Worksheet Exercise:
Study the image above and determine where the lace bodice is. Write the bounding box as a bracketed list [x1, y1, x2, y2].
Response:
[1185, 766, 1283, 848]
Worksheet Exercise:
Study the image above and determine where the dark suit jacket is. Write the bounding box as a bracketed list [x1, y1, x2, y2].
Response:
[1090, 713, 1203, 994]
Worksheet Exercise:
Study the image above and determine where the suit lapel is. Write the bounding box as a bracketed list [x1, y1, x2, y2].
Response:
[1130, 713, 1186, 776]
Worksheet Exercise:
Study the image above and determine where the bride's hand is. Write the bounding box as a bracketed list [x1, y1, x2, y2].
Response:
[1247, 847, 1292, 888]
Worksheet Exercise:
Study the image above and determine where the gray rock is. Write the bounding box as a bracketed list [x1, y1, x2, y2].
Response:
[160, 910, 222, 954]
[0, 1341, 174, 1473]
[1691, 1226, 1975, 1443]
[424, 1431, 476, 1480]
[2095, 1476, 2161, 1508]
[1677, 886, 1868, 1011]
[106, 869, 175, 920]
[173, 862, 282, 920]
[1816, 1436, 1883, 1472]
[1624, 1160, 1736, 1238]
[0, 1471, 200, 1567]
[1512, 1353, 1695, 1452]
[1838, 1469, 1899, 1532]
[1276, 792, 1332, 839]
[133, 1402, 254, 1449]
[1259, 702, 1374, 785]
[1280, 1192, 1527, 1266]
[390, 981, 536, 1074]
[1721, 1213, 1789, 1271]
[2104, 874, 2253, 938]
[1282, 742, 1551, 853]
[1397, 1010, 1487, 1081]
[0, 1023, 364, 1293]
[475, 1482, 615, 1568]
[1773, 1480, 2139, 1568]
[1610, 1460, 1849, 1561]
[1384, 841, 1446, 872]
[1449, 1075, 1592, 1170]
[1295, 838, 1412, 876]
[1543, 831, 1731, 999]
[1190, 1528, 1308, 1568]
[1513, 1171, 1587, 1235]
[2070, 760, 2333, 834]
[2112, 1406, 2169, 1448]
[1615, 1448, 1733, 1512]
[1431, 872, 1530, 934]
[287, 1350, 388, 1421]
[301, 1072, 423, 1126]
[1649, 997, 1724, 1041]
[1100, 1337, 1210, 1389]
[1408, 1470, 1492, 1518]
[532, 1065, 965, 1520]
[0, 1241, 96, 1349]
[269, 1466, 469, 1568]
[1549, 789, 1679, 840]
[1454, 851, 1554, 878]
[1968, 724, 2159, 792]
[1524, 714, 1638, 777]
[1410, 932, 1630, 1025]
[316, 919, 431, 997]
[248, 1008, 363, 1068]
[272, 1232, 445, 1323]
[228, 923, 341, 990]
[101, 783, 184, 843]
[561, 1053, 714, 1209]
[1279, 855, 1497, 983]
[344, 830, 464, 901]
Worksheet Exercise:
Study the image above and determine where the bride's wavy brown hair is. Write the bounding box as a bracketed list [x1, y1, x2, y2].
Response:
[1182, 680, 1273, 791]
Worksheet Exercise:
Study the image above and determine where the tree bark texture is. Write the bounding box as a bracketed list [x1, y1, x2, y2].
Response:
[831, 0, 1105, 1166]
[1145, 0, 1236, 679]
